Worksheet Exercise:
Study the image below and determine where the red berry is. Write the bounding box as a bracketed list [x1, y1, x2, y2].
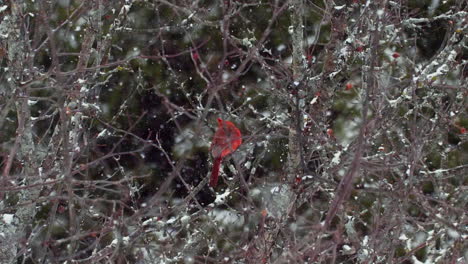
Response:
[461, 127, 466, 134]
[57, 205, 66, 214]
[392, 52, 400, 58]
[327, 128, 334, 137]
[192, 52, 199, 60]
[355, 46, 364, 52]
[345, 83, 353, 90]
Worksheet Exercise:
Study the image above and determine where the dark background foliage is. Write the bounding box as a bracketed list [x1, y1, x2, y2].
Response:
[0, 0, 466, 263]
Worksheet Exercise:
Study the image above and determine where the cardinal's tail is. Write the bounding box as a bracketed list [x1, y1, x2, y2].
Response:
[210, 157, 222, 187]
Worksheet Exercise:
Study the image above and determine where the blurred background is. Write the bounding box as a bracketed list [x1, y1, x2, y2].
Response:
[0, 0, 466, 263]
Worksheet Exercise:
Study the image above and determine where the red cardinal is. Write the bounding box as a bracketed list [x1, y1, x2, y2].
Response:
[210, 118, 242, 187]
